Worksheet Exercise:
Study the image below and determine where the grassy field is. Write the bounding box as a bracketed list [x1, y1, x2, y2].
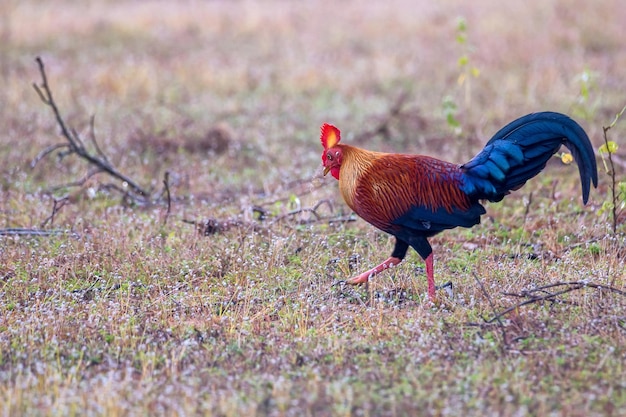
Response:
[1, 0, 625, 415]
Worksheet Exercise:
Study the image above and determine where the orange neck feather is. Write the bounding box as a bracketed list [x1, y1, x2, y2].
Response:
[337, 145, 381, 210]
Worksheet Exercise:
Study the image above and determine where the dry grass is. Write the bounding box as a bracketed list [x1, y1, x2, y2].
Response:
[1, 0, 625, 416]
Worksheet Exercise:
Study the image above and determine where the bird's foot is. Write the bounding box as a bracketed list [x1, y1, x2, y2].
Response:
[331, 271, 371, 287]
[426, 281, 454, 308]
[435, 281, 452, 291]
[345, 273, 371, 285]
[345, 257, 403, 285]
[435, 281, 453, 298]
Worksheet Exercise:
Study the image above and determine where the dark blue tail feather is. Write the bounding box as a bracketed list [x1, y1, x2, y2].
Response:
[461, 112, 598, 204]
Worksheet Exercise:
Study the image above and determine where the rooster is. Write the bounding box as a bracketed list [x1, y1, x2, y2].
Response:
[320, 112, 597, 301]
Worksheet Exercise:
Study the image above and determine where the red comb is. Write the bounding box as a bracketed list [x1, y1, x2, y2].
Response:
[320, 123, 341, 149]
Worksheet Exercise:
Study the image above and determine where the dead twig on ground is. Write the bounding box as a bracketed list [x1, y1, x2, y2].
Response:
[0, 228, 78, 238]
[600, 105, 626, 235]
[161, 171, 172, 226]
[44, 168, 102, 195]
[522, 191, 533, 226]
[182, 218, 251, 236]
[183, 198, 354, 236]
[472, 272, 509, 352]
[467, 280, 626, 328]
[354, 91, 411, 142]
[254, 174, 328, 208]
[268, 199, 341, 226]
[40, 196, 69, 228]
[502, 281, 626, 299]
[32, 56, 150, 200]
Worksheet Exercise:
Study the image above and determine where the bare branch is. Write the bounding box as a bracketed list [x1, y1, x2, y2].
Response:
[467, 280, 626, 328]
[312, 198, 334, 214]
[30, 143, 70, 168]
[32, 82, 49, 104]
[162, 171, 172, 226]
[33, 56, 150, 198]
[601, 105, 626, 235]
[354, 91, 411, 142]
[508, 281, 626, 298]
[522, 191, 533, 225]
[88, 114, 111, 166]
[182, 218, 253, 236]
[33, 57, 81, 152]
[40, 197, 69, 228]
[0, 228, 77, 237]
[472, 272, 509, 351]
[70, 126, 86, 150]
[255, 175, 328, 208]
[44, 167, 102, 194]
[182, 197, 352, 236]
[268, 198, 354, 226]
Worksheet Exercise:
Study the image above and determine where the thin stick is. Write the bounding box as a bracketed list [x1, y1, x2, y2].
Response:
[88, 114, 111, 166]
[522, 191, 533, 226]
[472, 272, 509, 350]
[33, 56, 149, 197]
[601, 104, 626, 234]
[0, 228, 75, 237]
[30, 143, 70, 168]
[468, 281, 626, 327]
[44, 168, 102, 194]
[354, 91, 411, 142]
[40, 197, 69, 228]
[162, 171, 172, 226]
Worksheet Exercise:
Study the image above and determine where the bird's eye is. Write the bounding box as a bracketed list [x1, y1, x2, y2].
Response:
[327, 153, 333, 161]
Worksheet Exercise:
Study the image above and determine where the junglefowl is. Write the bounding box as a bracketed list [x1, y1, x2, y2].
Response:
[320, 112, 597, 301]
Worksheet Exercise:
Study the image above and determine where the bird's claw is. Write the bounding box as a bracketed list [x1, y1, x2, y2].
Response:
[435, 281, 454, 299]
[344, 274, 370, 285]
[332, 274, 371, 288]
[435, 281, 452, 291]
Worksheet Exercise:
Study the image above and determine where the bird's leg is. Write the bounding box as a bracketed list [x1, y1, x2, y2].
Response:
[425, 253, 436, 301]
[344, 238, 409, 285]
[345, 257, 404, 284]
[407, 237, 437, 302]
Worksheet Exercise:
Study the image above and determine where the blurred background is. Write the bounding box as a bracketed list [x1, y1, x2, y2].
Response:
[1, 0, 624, 206]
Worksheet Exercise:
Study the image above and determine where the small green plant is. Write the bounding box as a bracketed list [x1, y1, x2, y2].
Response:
[572, 68, 599, 121]
[455, 17, 480, 107]
[597, 104, 626, 233]
[442, 95, 461, 135]
[442, 17, 480, 136]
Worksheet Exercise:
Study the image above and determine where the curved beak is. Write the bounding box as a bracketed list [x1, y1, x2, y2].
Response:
[323, 166, 331, 176]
